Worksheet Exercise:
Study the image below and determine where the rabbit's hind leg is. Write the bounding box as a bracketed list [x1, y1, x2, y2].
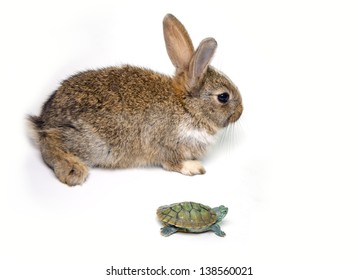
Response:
[37, 128, 88, 186]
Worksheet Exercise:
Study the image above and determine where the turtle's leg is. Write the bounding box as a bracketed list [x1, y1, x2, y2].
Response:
[209, 224, 226, 237]
[160, 225, 178, 237]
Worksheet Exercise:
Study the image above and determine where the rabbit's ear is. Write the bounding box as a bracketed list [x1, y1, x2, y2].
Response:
[163, 14, 194, 71]
[188, 38, 217, 89]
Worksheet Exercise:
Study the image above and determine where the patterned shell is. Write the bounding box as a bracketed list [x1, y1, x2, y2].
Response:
[157, 202, 217, 229]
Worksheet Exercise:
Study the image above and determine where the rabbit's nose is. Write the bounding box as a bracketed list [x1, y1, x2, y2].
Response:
[229, 104, 243, 123]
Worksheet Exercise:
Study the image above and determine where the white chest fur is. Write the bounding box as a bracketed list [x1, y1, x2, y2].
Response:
[178, 124, 217, 146]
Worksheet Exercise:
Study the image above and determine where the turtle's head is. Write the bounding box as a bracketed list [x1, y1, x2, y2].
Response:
[214, 205, 228, 223]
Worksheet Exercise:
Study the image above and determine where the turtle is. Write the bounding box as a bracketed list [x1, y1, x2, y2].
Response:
[157, 201, 228, 237]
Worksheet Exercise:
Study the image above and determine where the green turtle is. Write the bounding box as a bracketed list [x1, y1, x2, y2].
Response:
[157, 201, 228, 237]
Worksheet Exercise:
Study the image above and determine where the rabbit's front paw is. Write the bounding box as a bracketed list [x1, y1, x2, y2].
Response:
[53, 158, 88, 186]
[180, 160, 206, 176]
[162, 160, 206, 176]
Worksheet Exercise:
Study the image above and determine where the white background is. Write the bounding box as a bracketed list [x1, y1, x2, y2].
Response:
[1, 0, 358, 279]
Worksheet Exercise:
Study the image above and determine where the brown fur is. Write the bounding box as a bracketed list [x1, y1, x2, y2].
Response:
[28, 14, 243, 186]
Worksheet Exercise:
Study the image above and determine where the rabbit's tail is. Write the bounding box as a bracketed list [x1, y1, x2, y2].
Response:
[27, 116, 88, 186]
[26, 115, 43, 145]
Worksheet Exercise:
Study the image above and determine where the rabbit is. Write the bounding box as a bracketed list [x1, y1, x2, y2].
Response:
[28, 14, 243, 186]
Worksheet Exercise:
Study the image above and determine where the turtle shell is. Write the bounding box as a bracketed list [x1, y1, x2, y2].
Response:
[157, 202, 217, 229]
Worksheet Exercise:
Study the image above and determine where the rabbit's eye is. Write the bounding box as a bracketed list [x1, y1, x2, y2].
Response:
[217, 92, 230, 103]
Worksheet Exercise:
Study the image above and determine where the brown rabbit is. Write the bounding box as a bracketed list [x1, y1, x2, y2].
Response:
[28, 14, 243, 186]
